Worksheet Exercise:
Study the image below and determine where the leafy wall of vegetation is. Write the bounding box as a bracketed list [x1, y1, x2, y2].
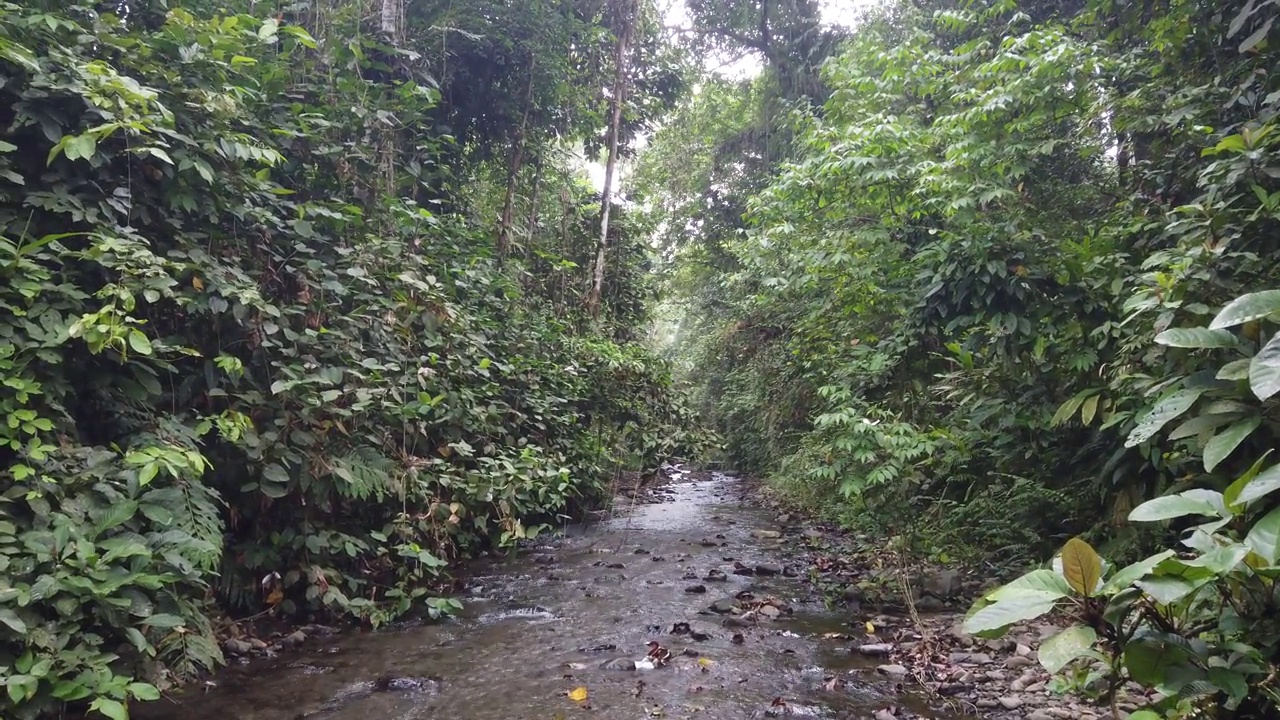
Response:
[646, 0, 1280, 714]
[0, 1, 706, 717]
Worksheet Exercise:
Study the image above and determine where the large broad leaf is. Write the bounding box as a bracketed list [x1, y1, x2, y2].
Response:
[1124, 638, 1191, 686]
[1154, 327, 1238, 348]
[1249, 331, 1280, 400]
[1183, 544, 1249, 574]
[1100, 550, 1175, 594]
[962, 591, 1061, 635]
[0, 608, 26, 634]
[1126, 389, 1204, 447]
[1237, 464, 1280, 506]
[1210, 289, 1280, 329]
[1059, 538, 1102, 596]
[1135, 576, 1201, 605]
[1245, 507, 1280, 563]
[1203, 417, 1261, 472]
[1217, 358, 1252, 381]
[1038, 625, 1097, 673]
[1129, 489, 1226, 523]
[983, 569, 1072, 602]
[1225, 452, 1275, 510]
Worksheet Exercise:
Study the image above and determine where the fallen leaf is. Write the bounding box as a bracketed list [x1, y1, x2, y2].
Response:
[697, 658, 714, 668]
[568, 687, 588, 702]
[865, 621, 876, 634]
[192, 276, 204, 291]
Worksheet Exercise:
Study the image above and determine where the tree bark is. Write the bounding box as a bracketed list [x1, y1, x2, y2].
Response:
[380, 0, 399, 40]
[497, 57, 536, 260]
[586, 0, 634, 320]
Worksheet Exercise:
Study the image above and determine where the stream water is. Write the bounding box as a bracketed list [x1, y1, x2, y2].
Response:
[143, 471, 931, 720]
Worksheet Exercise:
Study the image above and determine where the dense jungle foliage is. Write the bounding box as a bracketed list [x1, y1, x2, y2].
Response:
[0, 0, 712, 716]
[643, 0, 1280, 716]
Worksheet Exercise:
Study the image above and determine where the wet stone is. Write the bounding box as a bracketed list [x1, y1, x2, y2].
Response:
[754, 563, 782, 576]
[601, 657, 636, 671]
[685, 584, 708, 594]
[709, 599, 738, 614]
[876, 664, 909, 678]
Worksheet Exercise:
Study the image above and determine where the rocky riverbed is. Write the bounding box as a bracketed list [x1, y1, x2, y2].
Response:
[138, 469, 1126, 720]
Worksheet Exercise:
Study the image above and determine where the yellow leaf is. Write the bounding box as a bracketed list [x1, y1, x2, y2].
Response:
[265, 588, 283, 606]
[568, 687, 588, 702]
[697, 658, 713, 667]
[192, 276, 204, 291]
[865, 621, 875, 634]
[1060, 537, 1102, 597]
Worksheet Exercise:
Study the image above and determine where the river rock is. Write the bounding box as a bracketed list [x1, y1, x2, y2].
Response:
[916, 595, 945, 612]
[876, 664, 909, 678]
[685, 584, 707, 594]
[282, 630, 307, 648]
[709, 598, 737, 614]
[999, 696, 1024, 709]
[857, 643, 892, 656]
[758, 604, 780, 619]
[923, 568, 961, 598]
[751, 529, 782, 539]
[705, 568, 728, 582]
[601, 657, 636, 671]
[1007, 655, 1036, 669]
[223, 638, 253, 656]
[1026, 711, 1055, 720]
[754, 563, 782, 576]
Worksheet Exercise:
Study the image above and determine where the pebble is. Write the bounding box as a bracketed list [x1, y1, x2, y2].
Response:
[751, 529, 782, 539]
[685, 584, 707, 594]
[857, 643, 893, 656]
[999, 696, 1023, 710]
[1006, 655, 1036, 669]
[1026, 711, 1055, 720]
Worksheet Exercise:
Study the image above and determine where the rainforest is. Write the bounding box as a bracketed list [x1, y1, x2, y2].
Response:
[2, 0, 1280, 718]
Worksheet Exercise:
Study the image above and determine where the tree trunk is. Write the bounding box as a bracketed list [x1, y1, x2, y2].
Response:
[497, 57, 536, 260]
[585, 0, 634, 321]
[380, 0, 398, 40]
[523, 154, 544, 263]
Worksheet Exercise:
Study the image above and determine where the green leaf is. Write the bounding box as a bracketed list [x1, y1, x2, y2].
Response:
[1249, 331, 1280, 400]
[1154, 327, 1238, 348]
[1100, 550, 1175, 594]
[1210, 289, 1280, 329]
[983, 569, 1072, 602]
[0, 608, 27, 634]
[262, 463, 290, 485]
[1217, 358, 1251, 381]
[1245, 507, 1280, 563]
[1080, 394, 1100, 425]
[1125, 388, 1204, 447]
[1237, 464, 1280, 505]
[1038, 625, 1096, 673]
[1123, 635, 1192, 685]
[1203, 417, 1261, 472]
[1208, 667, 1249, 706]
[1059, 538, 1102, 596]
[90, 697, 128, 720]
[1225, 451, 1274, 510]
[128, 682, 161, 701]
[63, 134, 97, 162]
[128, 330, 153, 356]
[962, 591, 1061, 635]
[142, 613, 187, 629]
[1129, 489, 1225, 522]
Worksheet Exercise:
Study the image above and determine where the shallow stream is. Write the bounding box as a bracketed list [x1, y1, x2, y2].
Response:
[142, 472, 936, 720]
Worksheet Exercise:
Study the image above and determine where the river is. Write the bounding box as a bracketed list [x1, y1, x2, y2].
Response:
[141, 470, 941, 720]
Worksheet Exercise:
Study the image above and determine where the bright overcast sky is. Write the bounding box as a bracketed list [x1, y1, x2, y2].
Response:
[583, 0, 877, 190]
